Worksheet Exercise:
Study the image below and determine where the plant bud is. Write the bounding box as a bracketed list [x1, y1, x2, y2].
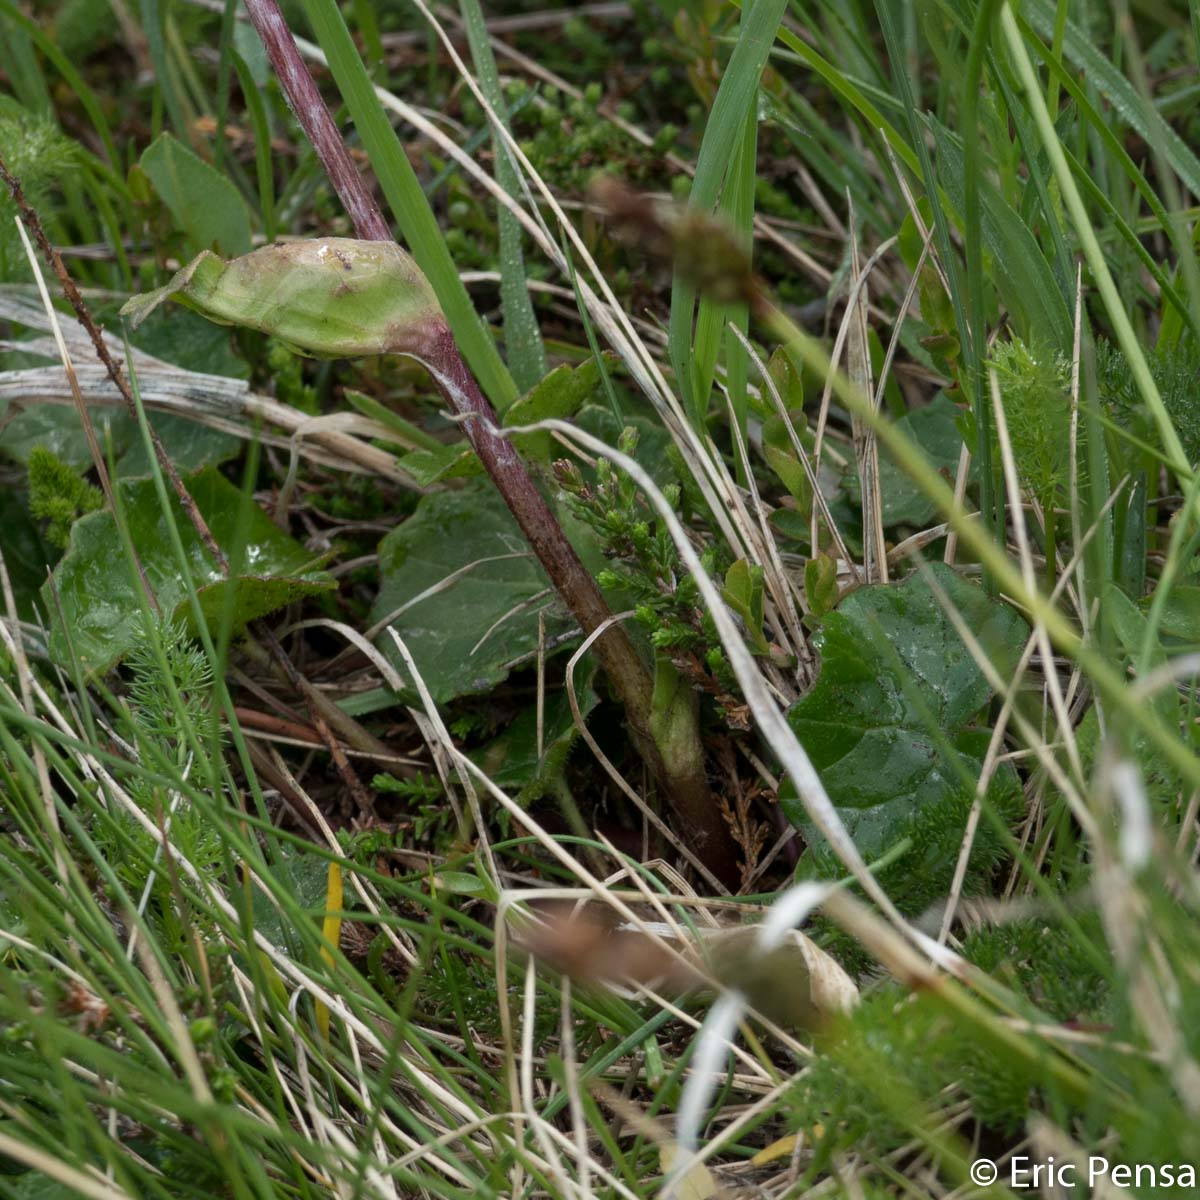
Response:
[121, 238, 445, 361]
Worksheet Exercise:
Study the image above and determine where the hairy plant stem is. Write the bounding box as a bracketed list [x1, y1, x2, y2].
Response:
[243, 0, 738, 885]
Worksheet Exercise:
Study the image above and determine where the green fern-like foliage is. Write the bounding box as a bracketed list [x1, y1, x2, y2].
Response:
[0, 102, 78, 276]
[554, 428, 744, 713]
[555, 426, 729, 649]
[125, 618, 218, 754]
[787, 988, 1036, 1162]
[88, 622, 223, 935]
[989, 336, 1071, 512]
[961, 916, 1110, 1024]
[26, 446, 102, 549]
[1097, 337, 1200, 464]
[788, 918, 1112, 1164]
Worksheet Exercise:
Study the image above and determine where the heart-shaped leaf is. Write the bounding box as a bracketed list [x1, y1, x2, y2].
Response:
[44, 469, 334, 674]
[783, 563, 1027, 910]
[372, 481, 576, 705]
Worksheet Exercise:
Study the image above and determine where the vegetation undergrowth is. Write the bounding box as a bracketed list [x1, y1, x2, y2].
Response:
[2, 0, 1200, 1196]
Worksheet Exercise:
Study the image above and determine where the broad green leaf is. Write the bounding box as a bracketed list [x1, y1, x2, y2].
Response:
[1143, 585, 1200, 645]
[44, 468, 334, 674]
[503, 358, 604, 426]
[397, 442, 480, 487]
[140, 132, 252, 257]
[1075, 703, 1185, 811]
[251, 846, 340, 949]
[0, 407, 238, 479]
[372, 481, 576, 705]
[761, 407, 812, 507]
[783, 564, 1027, 910]
[0, 306, 242, 477]
[843, 393, 968, 528]
[115, 415, 241, 478]
[121, 239, 442, 361]
[574, 404, 677, 487]
[502, 357, 605, 462]
[1105, 583, 1176, 723]
[131, 303, 250, 380]
[431, 870, 490, 897]
[764, 345, 804, 415]
[722, 558, 769, 654]
[6, 1168, 88, 1199]
[804, 553, 839, 621]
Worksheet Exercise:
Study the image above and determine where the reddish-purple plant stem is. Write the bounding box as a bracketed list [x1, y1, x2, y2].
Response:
[245, 0, 391, 243]
[242, 0, 738, 885]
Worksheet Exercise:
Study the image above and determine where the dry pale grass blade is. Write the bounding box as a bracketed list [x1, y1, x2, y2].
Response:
[469, 587, 556, 657]
[1092, 753, 1200, 1115]
[0, 1129, 135, 1200]
[362, 551, 532, 643]
[0, 282, 418, 482]
[293, 10, 758, 573]
[0, 362, 417, 483]
[809, 236, 897, 554]
[558, 978, 591, 1200]
[385, 626, 498, 886]
[727, 322, 859, 583]
[1026, 1117, 1130, 1200]
[942, 441, 973, 565]
[669, 880, 836, 1194]
[881, 137, 955, 300]
[0, 549, 71, 901]
[933, 489, 1127, 940]
[274, 412, 431, 524]
[264, 747, 418, 969]
[920, 562, 1100, 844]
[718, 382, 810, 673]
[11, 660, 477, 1145]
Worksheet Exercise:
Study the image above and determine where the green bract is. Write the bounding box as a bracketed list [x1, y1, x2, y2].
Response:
[121, 238, 444, 360]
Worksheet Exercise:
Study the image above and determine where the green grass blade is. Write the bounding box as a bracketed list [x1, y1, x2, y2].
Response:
[296, 0, 517, 408]
[667, 0, 788, 428]
[231, 49, 276, 241]
[458, 0, 547, 396]
[1024, 0, 1200, 202]
[999, 6, 1191, 483]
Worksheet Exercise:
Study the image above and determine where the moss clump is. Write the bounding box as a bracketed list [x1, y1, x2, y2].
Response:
[26, 446, 103, 549]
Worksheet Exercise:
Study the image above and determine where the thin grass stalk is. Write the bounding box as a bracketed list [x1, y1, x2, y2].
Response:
[963, 0, 1003, 573]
